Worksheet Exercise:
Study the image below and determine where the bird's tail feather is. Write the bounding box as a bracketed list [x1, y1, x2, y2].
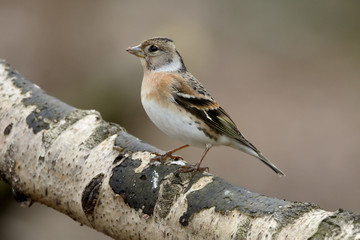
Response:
[232, 140, 285, 176]
[256, 152, 285, 176]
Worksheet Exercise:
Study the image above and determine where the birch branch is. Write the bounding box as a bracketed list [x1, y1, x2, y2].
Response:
[0, 59, 359, 240]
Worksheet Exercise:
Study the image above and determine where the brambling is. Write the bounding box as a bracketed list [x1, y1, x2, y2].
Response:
[126, 37, 285, 176]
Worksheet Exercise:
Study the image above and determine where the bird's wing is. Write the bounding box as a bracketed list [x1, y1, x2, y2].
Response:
[170, 73, 258, 151]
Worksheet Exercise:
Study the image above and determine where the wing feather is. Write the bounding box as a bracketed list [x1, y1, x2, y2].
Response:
[170, 73, 259, 152]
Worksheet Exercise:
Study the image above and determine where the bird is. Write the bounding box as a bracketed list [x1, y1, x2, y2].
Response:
[126, 37, 285, 176]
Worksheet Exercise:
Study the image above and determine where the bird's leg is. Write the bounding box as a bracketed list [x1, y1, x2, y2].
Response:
[179, 144, 212, 173]
[152, 144, 190, 162]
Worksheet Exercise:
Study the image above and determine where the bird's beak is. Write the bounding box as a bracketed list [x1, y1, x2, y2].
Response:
[126, 45, 145, 58]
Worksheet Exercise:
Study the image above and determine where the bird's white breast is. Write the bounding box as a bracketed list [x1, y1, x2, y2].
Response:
[141, 98, 218, 147]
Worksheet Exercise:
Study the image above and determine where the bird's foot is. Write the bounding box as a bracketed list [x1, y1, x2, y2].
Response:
[179, 163, 209, 173]
[151, 144, 189, 162]
[151, 152, 183, 162]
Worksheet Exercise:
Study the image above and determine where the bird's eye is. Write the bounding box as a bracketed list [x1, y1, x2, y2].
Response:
[149, 45, 158, 52]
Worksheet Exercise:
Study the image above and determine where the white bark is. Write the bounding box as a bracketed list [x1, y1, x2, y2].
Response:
[0, 59, 359, 240]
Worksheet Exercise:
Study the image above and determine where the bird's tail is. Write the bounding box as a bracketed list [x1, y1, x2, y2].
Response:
[232, 140, 285, 176]
[255, 152, 285, 176]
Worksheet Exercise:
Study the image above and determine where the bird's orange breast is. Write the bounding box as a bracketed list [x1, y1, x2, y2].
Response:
[141, 71, 176, 106]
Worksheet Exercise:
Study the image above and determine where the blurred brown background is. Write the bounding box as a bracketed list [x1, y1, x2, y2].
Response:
[0, 1, 359, 239]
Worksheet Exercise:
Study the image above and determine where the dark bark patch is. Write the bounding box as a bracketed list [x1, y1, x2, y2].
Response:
[113, 153, 125, 164]
[82, 173, 105, 219]
[3, 123, 13, 135]
[114, 131, 164, 155]
[179, 176, 289, 226]
[84, 123, 120, 149]
[8, 65, 75, 134]
[1, 143, 17, 186]
[23, 95, 75, 134]
[12, 187, 33, 207]
[110, 157, 178, 215]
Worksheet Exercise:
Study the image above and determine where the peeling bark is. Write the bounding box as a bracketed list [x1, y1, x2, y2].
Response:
[0, 59, 359, 239]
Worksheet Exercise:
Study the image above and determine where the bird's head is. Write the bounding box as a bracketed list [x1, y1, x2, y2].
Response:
[126, 37, 186, 72]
